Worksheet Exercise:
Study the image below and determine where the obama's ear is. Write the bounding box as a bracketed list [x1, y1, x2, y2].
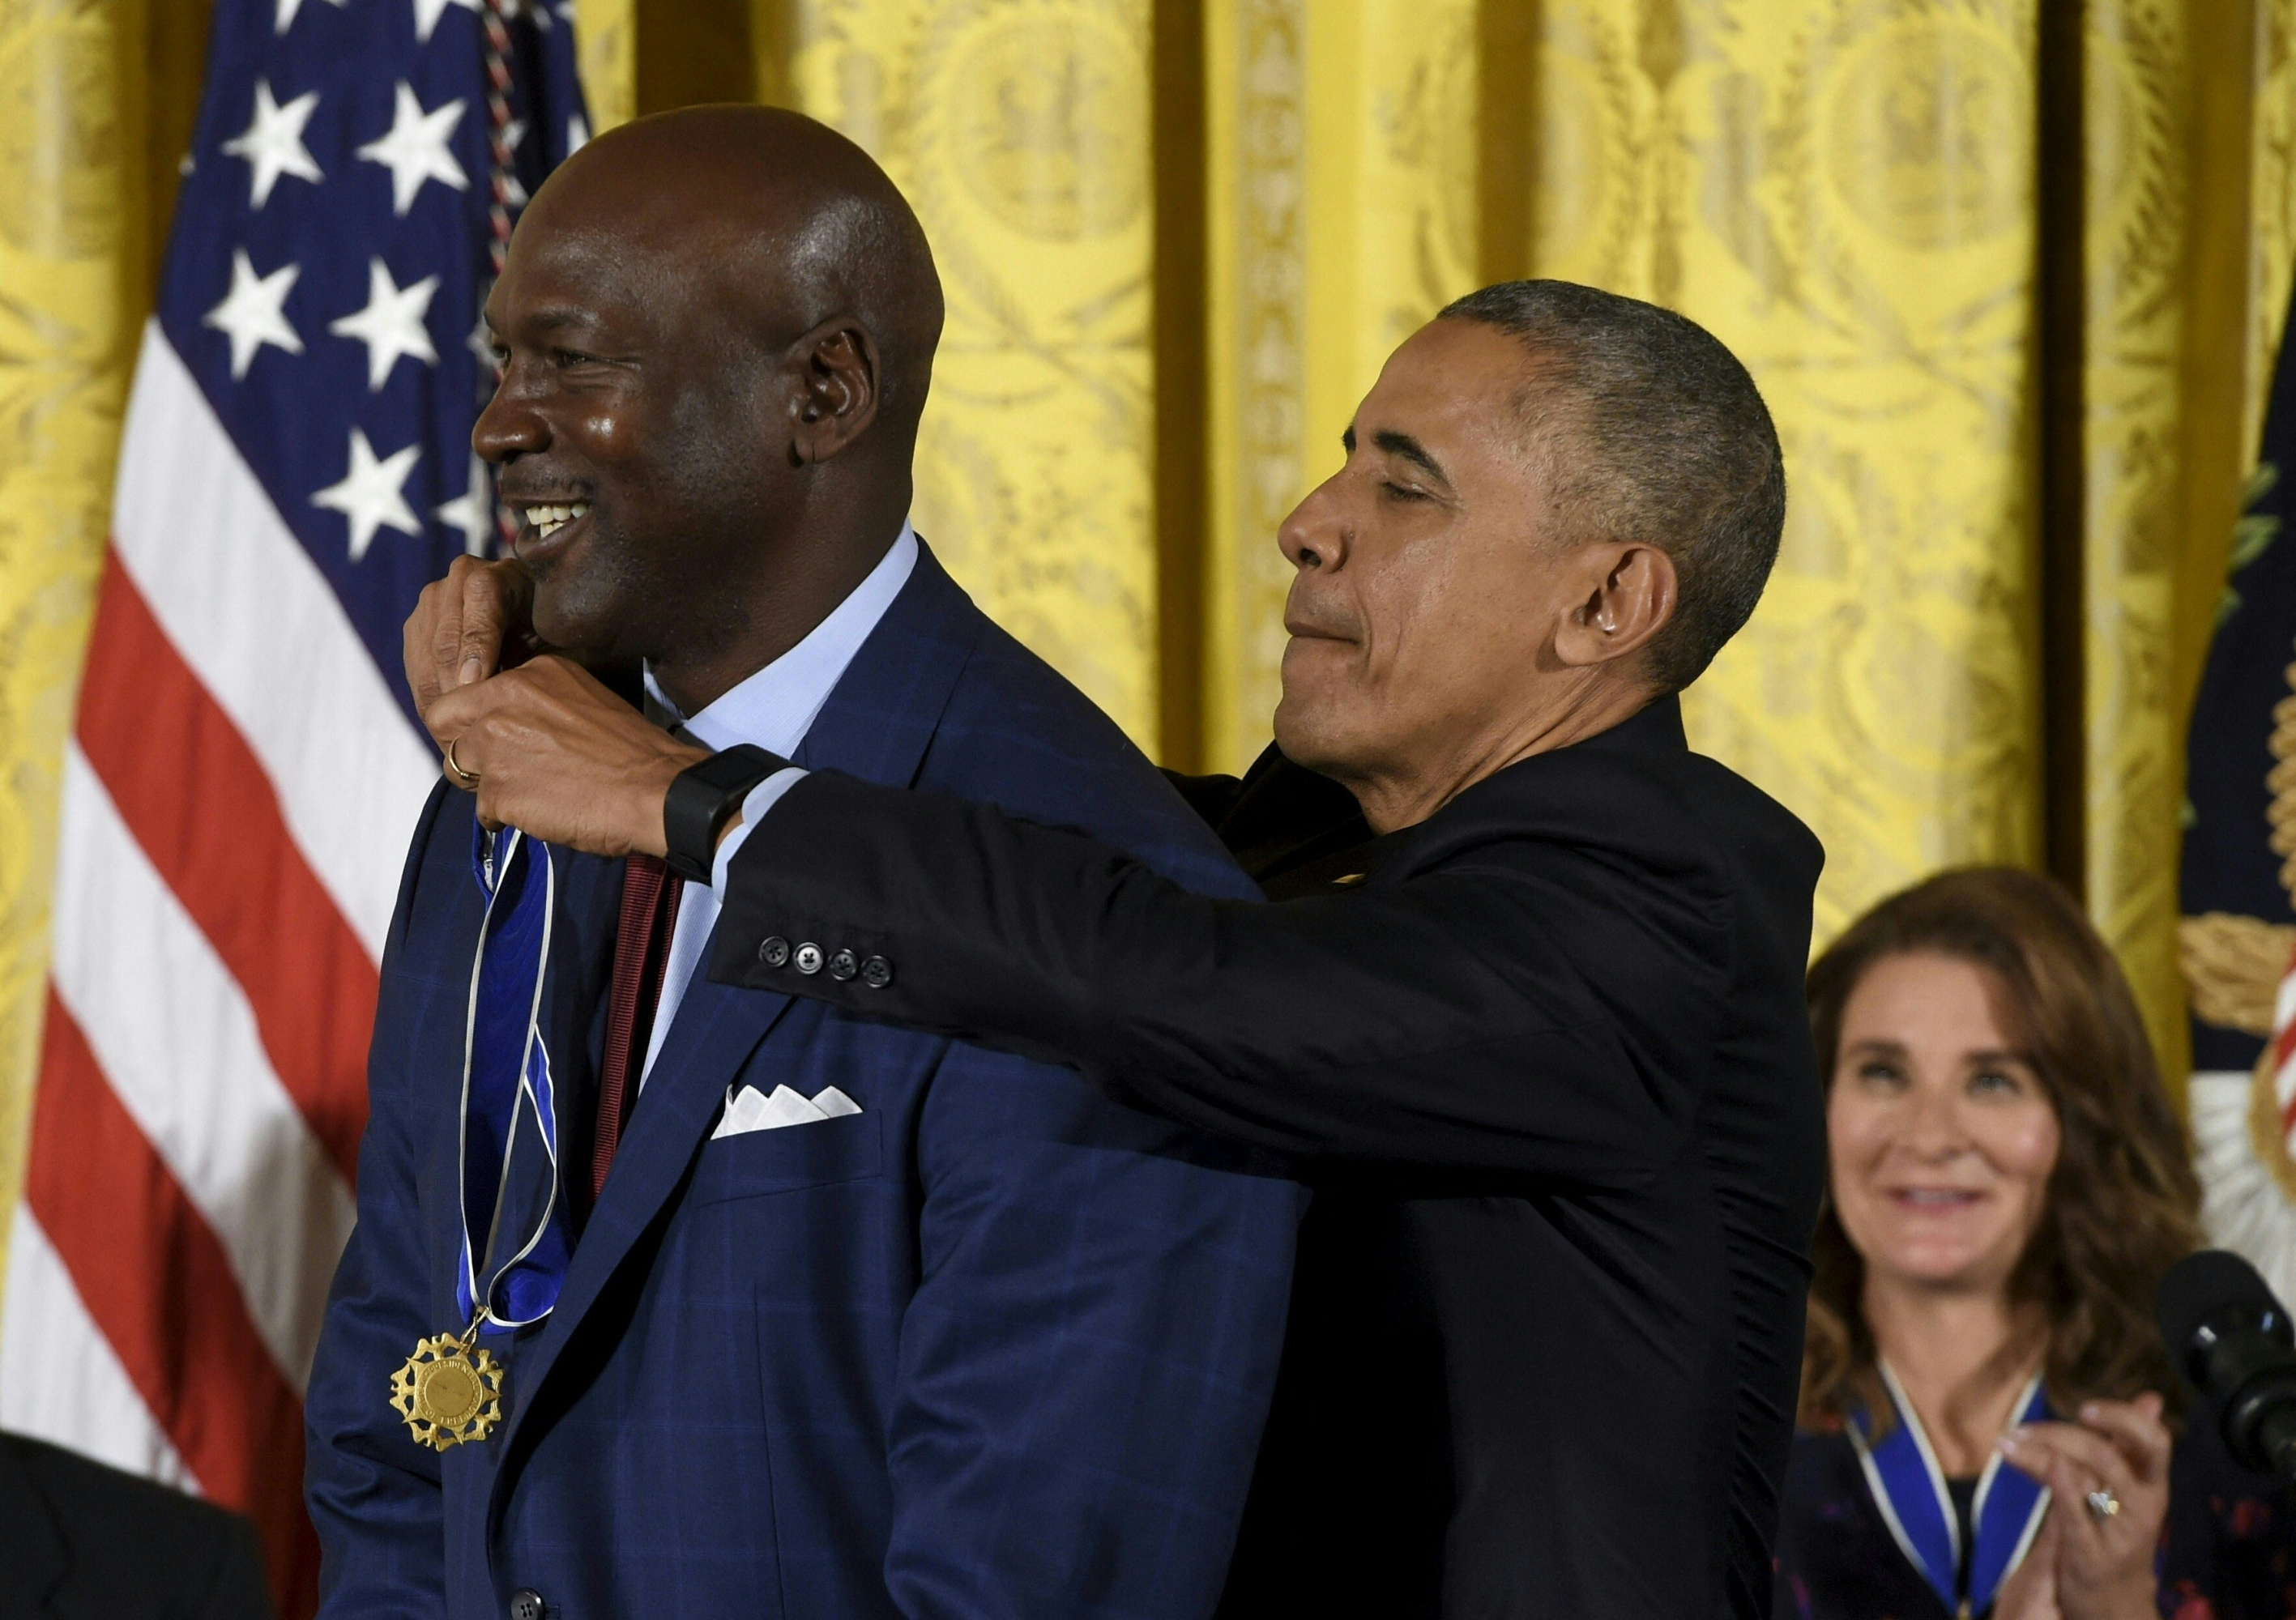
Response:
[1551, 541, 1678, 672]
[785, 318, 881, 467]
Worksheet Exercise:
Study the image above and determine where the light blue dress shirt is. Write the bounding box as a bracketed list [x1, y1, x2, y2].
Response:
[637, 522, 916, 1082]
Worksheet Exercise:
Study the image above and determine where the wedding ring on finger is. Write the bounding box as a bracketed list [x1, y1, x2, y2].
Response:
[2085, 1488, 2121, 1522]
[444, 736, 480, 788]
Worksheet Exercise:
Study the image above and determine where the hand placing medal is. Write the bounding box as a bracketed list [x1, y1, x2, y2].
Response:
[427, 654, 709, 859]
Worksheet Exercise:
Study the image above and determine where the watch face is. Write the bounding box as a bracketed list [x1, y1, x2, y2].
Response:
[695, 744, 775, 791]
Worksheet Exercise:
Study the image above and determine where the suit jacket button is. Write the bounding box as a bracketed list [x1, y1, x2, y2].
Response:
[827, 948, 858, 981]
[860, 954, 894, 989]
[510, 1590, 545, 1620]
[758, 936, 791, 969]
[793, 942, 824, 974]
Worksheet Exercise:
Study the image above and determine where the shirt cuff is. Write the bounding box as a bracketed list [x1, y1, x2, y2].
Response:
[710, 766, 809, 897]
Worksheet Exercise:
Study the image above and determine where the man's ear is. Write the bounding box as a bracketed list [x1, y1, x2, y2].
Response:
[1551, 541, 1678, 671]
[785, 318, 881, 467]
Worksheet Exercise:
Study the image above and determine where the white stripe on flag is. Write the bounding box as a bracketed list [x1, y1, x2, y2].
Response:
[109, 320, 436, 962]
[50, 744, 356, 1391]
[0, 1207, 192, 1491]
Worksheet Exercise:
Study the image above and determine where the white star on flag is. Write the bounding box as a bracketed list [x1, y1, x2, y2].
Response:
[221, 79, 323, 208]
[329, 258, 441, 390]
[313, 428, 423, 561]
[275, 0, 346, 34]
[357, 82, 469, 216]
[203, 249, 304, 379]
[436, 452, 495, 555]
[412, 0, 480, 43]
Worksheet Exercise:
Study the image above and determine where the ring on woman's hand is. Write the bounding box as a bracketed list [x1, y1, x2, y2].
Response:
[444, 736, 480, 787]
[2085, 1488, 2121, 1521]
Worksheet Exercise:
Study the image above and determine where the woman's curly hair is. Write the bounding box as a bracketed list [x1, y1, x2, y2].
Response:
[1798, 867, 2203, 1433]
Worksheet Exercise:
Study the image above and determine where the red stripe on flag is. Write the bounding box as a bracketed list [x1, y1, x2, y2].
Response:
[76, 552, 373, 1183]
[26, 991, 322, 1618]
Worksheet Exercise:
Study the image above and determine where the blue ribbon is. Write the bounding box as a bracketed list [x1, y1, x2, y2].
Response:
[454, 825, 571, 1335]
[1850, 1364, 2052, 1617]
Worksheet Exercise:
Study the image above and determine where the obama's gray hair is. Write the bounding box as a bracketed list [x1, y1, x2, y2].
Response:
[1439, 279, 1786, 692]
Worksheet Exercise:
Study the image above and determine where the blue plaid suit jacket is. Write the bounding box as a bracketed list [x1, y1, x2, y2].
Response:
[306, 544, 1307, 1620]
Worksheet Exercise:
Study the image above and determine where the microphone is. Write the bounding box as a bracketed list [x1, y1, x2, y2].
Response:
[2157, 1249, 2296, 1481]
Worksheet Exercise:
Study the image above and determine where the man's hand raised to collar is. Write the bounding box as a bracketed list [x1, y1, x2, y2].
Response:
[424, 655, 709, 857]
[403, 554, 542, 737]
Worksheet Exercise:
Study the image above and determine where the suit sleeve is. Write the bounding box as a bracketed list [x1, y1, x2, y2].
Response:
[884, 1040, 1303, 1620]
[304, 785, 452, 1620]
[711, 771, 1731, 1186]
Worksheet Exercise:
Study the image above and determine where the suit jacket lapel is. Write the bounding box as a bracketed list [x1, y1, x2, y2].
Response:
[494, 537, 983, 1464]
[496, 982, 797, 1449]
[792, 538, 981, 789]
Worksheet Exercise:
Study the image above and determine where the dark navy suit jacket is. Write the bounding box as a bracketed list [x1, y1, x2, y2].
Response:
[305, 545, 1306, 1620]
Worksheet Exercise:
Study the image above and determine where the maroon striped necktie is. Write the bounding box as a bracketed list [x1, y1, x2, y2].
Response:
[591, 853, 683, 1203]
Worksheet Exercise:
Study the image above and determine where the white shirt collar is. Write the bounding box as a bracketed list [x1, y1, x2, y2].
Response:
[642, 521, 918, 757]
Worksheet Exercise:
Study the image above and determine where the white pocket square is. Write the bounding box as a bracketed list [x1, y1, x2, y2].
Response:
[711, 1083, 862, 1140]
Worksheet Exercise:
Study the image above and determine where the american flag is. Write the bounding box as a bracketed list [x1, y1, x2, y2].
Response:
[0, 2, 582, 1611]
[2183, 277, 2296, 1317]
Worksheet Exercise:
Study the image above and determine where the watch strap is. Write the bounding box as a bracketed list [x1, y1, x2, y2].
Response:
[662, 744, 785, 883]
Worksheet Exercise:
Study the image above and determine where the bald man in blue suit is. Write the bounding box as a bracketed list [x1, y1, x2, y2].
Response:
[305, 109, 1303, 1619]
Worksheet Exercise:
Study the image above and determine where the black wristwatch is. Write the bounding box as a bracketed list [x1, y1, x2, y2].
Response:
[662, 744, 785, 882]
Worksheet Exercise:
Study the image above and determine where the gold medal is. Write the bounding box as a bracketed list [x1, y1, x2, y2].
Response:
[390, 1324, 505, 1451]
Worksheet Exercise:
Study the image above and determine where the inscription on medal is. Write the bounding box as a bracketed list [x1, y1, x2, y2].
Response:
[390, 1332, 505, 1451]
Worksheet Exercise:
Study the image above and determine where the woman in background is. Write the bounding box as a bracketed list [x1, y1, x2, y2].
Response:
[1773, 868, 2296, 1620]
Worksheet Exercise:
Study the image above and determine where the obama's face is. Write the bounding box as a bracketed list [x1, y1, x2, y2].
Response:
[1274, 319, 1666, 822]
[472, 188, 792, 669]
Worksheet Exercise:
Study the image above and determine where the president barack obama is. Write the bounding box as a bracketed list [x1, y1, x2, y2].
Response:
[418, 276, 1824, 1618]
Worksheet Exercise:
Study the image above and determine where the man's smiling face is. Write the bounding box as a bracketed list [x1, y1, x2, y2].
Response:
[474, 184, 783, 671]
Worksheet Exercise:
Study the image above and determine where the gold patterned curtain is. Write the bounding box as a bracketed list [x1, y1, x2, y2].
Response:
[2, 0, 2292, 1278]
[1191, 0, 2286, 1089]
[575, 0, 2296, 1085]
[0, 0, 212, 1295]
[786, 0, 1163, 740]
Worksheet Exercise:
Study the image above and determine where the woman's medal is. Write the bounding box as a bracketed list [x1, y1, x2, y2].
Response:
[390, 826, 571, 1452]
[1848, 1362, 2052, 1618]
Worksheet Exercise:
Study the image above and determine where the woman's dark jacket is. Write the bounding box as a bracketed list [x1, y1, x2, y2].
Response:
[1773, 1409, 2296, 1618]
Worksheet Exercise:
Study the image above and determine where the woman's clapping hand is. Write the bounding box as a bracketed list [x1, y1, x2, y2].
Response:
[1993, 1392, 2171, 1620]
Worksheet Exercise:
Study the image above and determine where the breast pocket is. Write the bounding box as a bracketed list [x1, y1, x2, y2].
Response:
[689, 1110, 882, 1204]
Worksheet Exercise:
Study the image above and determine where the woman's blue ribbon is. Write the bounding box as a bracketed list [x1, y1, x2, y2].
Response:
[1850, 1365, 2051, 1617]
[455, 825, 571, 1335]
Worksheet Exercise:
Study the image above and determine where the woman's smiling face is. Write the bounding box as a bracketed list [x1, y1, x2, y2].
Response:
[1827, 951, 2063, 1296]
